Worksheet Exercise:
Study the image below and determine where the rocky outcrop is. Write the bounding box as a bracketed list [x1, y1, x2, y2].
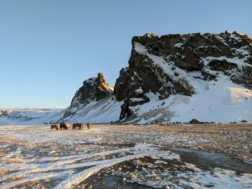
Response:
[231, 66, 252, 89]
[114, 31, 252, 121]
[189, 119, 201, 124]
[63, 73, 113, 118]
[208, 59, 238, 72]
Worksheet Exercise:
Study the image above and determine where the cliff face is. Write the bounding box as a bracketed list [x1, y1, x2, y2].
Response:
[114, 31, 252, 121]
[63, 73, 113, 119]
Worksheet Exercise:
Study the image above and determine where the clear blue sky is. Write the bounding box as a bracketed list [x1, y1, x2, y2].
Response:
[1, 0, 251, 108]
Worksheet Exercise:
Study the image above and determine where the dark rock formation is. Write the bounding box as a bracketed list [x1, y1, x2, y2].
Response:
[189, 119, 201, 124]
[114, 31, 252, 121]
[231, 66, 252, 89]
[63, 73, 113, 118]
[207, 59, 238, 75]
[175, 46, 203, 71]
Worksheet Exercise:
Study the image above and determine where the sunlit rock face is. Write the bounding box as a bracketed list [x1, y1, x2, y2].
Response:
[63, 73, 113, 118]
[114, 31, 252, 120]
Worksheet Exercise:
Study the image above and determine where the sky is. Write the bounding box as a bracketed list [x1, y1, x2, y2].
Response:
[0, 0, 252, 109]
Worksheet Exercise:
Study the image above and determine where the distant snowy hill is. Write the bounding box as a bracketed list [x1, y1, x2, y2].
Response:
[60, 31, 252, 124]
[0, 109, 64, 126]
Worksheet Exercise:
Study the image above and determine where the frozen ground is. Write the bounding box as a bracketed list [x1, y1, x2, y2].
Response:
[0, 124, 252, 189]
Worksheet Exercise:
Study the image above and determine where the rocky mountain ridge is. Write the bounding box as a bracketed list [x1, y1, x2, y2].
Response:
[60, 31, 252, 123]
[114, 31, 252, 121]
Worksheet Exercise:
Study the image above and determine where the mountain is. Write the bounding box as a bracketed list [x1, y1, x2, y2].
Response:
[113, 31, 252, 123]
[57, 31, 252, 124]
[3, 32, 251, 126]
[0, 108, 64, 126]
[59, 73, 118, 123]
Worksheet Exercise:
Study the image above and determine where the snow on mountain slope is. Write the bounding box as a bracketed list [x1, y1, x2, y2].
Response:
[126, 74, 252, 124]
[0, 109, 64, 126]
[59, 97, 123, 124]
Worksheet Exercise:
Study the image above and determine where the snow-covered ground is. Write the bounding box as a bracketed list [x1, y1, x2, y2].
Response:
[0, 125, 251, 189]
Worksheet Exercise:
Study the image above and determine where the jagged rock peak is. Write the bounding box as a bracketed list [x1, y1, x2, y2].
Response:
[74, 72, 113, 105]
[97, 72, 113, 92]
[63, 73, 113, 118]
[114, 31, 252, 121]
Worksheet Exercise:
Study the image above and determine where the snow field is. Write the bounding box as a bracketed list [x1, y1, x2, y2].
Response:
[0, 125, 251, 188]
